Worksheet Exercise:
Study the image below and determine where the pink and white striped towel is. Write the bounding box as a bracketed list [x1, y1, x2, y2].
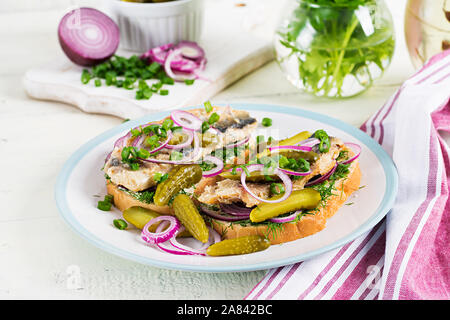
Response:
[245, 50, 450, 300]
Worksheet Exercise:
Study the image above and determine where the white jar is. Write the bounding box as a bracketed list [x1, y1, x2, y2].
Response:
[107, 0, 205, 53]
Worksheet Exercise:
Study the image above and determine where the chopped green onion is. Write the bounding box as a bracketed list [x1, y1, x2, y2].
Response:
[270, 183, 285, 195]
[256, 135, 265, 144]
[159, 89, 169, 96]
[314, 129, 330, 153]
[113, 219, 128, 230]
[97, 200, 112, 211]
[129, 162, 140, 171]
[104, 194, 114, 204]
[136, 148, 150, 159]
[204, 101, 213, 113]
[262, 117, 272, 127]
[201, 121, 210, 133]
[94, 79, 101, 87]
[81, 69, 91, 84]
[185, 79, 195, 85]
[148, 62, 161, 73]
[169, 151, 183, 161]
[208, 112, 220, 125]
[162, 118, 174, 130]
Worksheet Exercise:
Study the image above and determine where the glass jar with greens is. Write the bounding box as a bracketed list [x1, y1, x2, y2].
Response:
[274, 0, 395, 99]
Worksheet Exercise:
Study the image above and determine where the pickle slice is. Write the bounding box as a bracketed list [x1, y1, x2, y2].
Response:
[154, 164, 203, 206]
[206, 235, 270, 256]
[250, 189, 321, 223]
[172, 194, 209, 243]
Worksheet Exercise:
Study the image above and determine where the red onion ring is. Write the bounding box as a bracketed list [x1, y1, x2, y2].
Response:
[269, 210, 301, 223]
[139, 133, 201, 165]
[305, 163, 338, 187]
[279, 168, 312, 176]
[140, 43, 174, 64]
[241, 164, 293, 204]
[164, 49, 197, 82]
[340, 143, 361, 164]
[165, 129, 194, 150]
[268, 145, 313, 152]
[132, 131, 173, 154]
[174, 41, 206, 60]
[200, 204, 249, 222]
[154, 221, 191, 255]
[202, 155, 224, 177]
[168, 226, 220, 256]
[114, 131, 132, 148]
[225, 135, 250, 148]
[156, 242, 192, 255]
[141, 216, 180, 244]
[170, 110, 203, 131]
[220, 204, 251, 217]
[297, 138, 320, 147]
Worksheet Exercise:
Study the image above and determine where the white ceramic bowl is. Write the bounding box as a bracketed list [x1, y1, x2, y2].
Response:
[107, 0, 205, 52]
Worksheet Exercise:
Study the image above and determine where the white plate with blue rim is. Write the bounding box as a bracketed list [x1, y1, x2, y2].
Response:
[55, 103, 398, 272]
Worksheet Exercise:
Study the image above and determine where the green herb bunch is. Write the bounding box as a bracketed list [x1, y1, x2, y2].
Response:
[277, 0, 395, 98]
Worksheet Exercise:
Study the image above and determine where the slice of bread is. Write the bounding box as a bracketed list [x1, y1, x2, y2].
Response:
[210, 161, 362, 245]
[106, 182, 174, 215]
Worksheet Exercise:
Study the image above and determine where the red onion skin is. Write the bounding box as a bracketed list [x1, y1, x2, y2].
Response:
[241, 164, 293, 204]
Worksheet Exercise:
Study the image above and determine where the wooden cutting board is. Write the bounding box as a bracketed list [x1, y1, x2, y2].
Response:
[23, 0, 277, 120]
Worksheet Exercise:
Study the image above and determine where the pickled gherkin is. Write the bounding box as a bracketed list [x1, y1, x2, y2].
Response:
[250, 189, 321, 223]
[123, 206, 190, 237]
[123, 206, 161, 230]
[258, 130, 312, 159]
[154, 164, 202, 206]
[172, 194, 209, 243]
[206, 235, 270, 256]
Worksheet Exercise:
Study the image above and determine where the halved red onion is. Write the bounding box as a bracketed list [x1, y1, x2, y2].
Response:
[174, 41, 205, 60]
[200, 204, 249, 222]
[165, 128, 194, 149]
[241, 164, 293, 204]
[164, 49, 197, 82]
[305, 163, 338, 187]
[202, 155, 224, 177]
[279, 168, 312, 176]
[58, 8, 119, 67]
[268, 145, 313, 152]
[170, 110, 203, 131]
[220, 203, 251, 217]
[133, 131, 173, 155]
[269, 210, 301, 223]
[340, 143, 361, 164]
[141, 216, 180, 245]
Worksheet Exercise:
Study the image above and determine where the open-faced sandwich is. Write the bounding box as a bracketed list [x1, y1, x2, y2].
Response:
[99, 102, 362, 256]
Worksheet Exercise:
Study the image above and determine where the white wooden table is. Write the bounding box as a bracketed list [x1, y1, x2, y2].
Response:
[0, 0, 418, 299]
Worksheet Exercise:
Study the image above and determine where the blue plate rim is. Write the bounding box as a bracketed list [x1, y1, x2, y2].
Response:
[55, 103, 398, 273]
